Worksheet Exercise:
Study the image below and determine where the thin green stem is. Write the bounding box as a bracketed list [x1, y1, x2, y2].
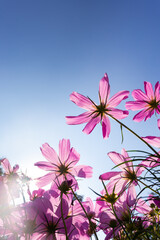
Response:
[60, 193, 69, 240]
[111, 203, 131, 240]
[138, 179, 159, 195]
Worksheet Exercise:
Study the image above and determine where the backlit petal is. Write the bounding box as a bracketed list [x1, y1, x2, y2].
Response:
[83, 115, 101, 134]
[72, 165, 93, 178]
[108, 152, 126, 170]
[155, 81, 160, 101]
[109, 109, 129, 119]
[133, 109, 150, 122]
[107, 90, 129, 107]
[70, 92, 94, 110]
[132, 89, 149, 101]
[59, 139, 70, 163]
[34, 161, 57, 171]
[66, 111, 92, 125]
[144, 81, 154, 99]
[99, 171, 121, 180]
[102, 115, 111, 139]
[125, 101, 147, 110]
[99, 73, 110, 104]
[36, 172, 55, 187]
[40, 143, 59, 164]
[142, 136, 160, 148]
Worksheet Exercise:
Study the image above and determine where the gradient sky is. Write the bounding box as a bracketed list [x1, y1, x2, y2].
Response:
[1, 0, 160, 201]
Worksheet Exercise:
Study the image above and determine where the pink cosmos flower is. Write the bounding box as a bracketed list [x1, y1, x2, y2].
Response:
[99, 149, 144, 193]
[35, 139, 92, 187]
[33, 194, 72, 240]
[66, 73, 129, 139]
[126, 81, 160, 122]
[27, 188, 45, 201]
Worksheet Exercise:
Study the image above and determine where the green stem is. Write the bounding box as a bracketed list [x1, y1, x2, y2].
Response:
[111, 203, 131, 240]
[138, 179, 159, 195]
[71, 187, 99, 240]
[60, 193, 69, 240]
[108, 114, 160, 157]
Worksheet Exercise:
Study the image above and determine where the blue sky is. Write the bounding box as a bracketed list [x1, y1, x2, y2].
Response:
[0, 0, 160, 201]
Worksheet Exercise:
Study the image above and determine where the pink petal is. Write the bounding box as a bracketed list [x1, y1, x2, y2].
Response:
[108, 152, 126, 170]
[132, 89, 149, 101]
[66, 111, 92, 125]
[72, 165, 93, 178]
[59, 139, 70, 163]
[156, 105, 160, 114]
[34, 161, 56, 171]
[145, 109, 154, 121]
[99, 171, 121, 180]
[142, 136, 160, 148]
[83, 115, 101, 134]
[135, 165, 145, 176]
[121, 148, 132, 171]
[102, 115, 111, 139]
[69, 92, 94, 110]
[109, 109, 129, 119]
[136, 198, 151, 214]
[125, 101, 147, 110]
[158, 119, 160, 130]
[99, 73, 110, 104]
[36, 172, 55, 187]
[155, 82, 160, 101]
[107, 177, 128, 194]
[127, 185, 136, 207]
[154, 82, 160, 101]
[144, 81, 154, 99]
[66, 147, 80, 167]
[40, 143, 59, 164]
[1, 158, 12, 173]
[133, 109, 150, 122]
[107, 90, 129, 107]
[13, 164, 19, 173]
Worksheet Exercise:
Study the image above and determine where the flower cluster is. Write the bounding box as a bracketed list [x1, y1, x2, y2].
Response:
[0, 74, 160, 239]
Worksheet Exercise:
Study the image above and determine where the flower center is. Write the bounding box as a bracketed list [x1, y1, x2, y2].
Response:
[102, 192, 118, 204]
[58, 164, 69, 175]
[95, 103, 107, 117]
[149, 99, 159, 109]
[109, 219, 117, 228]
[47, 221, 56, 234]
[123, 169, 137, 182]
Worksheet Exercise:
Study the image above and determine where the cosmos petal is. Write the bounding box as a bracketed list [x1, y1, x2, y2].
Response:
[102, 115, 111, 139]
[59, 139, 70, 164]
[70, 92, 94, 110]
[132, 89, 149, 101]
[83, 115, 101, 134]
[40, 143, 59, 164]
[144, 81, 154, 99]
[66, 111, 92, 125]
[99, 73, 110, 104]
[108, 90, 129, 107]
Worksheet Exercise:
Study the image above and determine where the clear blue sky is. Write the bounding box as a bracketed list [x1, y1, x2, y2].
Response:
[0, 0, 160, 200]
